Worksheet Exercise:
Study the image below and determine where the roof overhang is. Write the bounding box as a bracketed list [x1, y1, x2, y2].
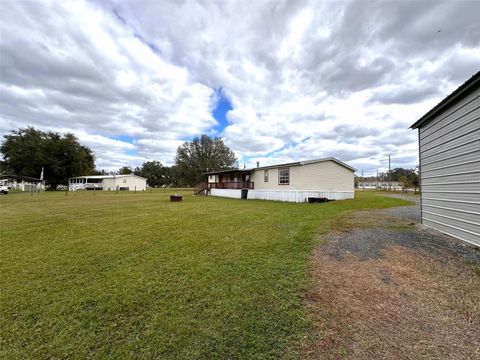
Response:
[205, 157, 356, 175]
[69, 174, 148, 180]
[203, 169, 250, 176]
[410, 71, 480, 129]
[0, 174, 42, 182]
[254, 157, 356, 172]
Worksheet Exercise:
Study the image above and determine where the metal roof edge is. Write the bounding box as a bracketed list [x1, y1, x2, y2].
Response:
[254, 161, 301, 170]
[296, 157, 356, 172]
[410, 71, 480, 129]
[203, 168, 249, 175]
[70, 174, 148, 180]
[240, 157, 357, 172]
[0, 174, 43, 181]
[204, 158, 356, 174]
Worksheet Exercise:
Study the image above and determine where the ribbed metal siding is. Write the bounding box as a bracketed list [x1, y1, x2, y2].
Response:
[419, 87, 480, 246]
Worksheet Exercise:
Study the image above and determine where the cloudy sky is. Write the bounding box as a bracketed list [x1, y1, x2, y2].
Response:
[1, 0, 479, 174]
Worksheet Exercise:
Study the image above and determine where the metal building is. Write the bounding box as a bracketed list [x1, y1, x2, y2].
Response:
[410, 71, 480, 247]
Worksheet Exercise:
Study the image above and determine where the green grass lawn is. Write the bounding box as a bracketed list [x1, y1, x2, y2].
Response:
[0, 190, 409, 359]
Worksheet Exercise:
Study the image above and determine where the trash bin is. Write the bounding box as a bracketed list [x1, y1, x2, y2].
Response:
[241, 188, 248, 199]
[308, 197, 328, 203]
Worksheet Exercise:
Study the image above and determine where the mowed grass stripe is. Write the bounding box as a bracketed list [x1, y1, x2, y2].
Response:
[0, 191, 410, 359]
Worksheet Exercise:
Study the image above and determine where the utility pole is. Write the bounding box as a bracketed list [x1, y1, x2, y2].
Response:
[388, 154, 391, 191]
[361, 170, 364, 190]
[376, 169, 378, 189]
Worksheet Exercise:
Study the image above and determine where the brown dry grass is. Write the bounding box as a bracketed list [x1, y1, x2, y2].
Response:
[302, 210, 480, 360]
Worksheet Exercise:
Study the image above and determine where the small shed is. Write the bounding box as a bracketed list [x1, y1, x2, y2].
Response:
[410, 71, 480, 247]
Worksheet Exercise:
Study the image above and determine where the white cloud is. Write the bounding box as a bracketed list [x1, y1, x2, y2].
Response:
[0, 0, 216, 170]
[1, 0, 479, 174]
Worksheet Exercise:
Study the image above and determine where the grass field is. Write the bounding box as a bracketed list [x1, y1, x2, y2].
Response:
[0, 190, 409, 359]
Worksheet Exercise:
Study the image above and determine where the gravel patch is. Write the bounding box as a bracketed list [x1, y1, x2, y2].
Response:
[321, 228, 395, 261]
[320, 200, 480, 265]
[305, 200, 480, 359]
[383, 205, 421, 223]
[322, 226, 480, 264]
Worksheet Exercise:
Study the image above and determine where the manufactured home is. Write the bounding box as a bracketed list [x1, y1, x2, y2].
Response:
[357, 180, 403, 191]
[68, 174, 147, 192]
[199, 157, 355, 202]
[0, 175, 44, 192]
[410, 71, 480, 247]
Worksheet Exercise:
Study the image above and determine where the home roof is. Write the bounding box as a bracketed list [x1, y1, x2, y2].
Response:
[203, 168, 250, 175]
[69, 174, 148, 180]
[410, 71, 480, 129]
[255, 157, 356, 172]
[205, 157, 356, 175]
[0, 174, 42, 182]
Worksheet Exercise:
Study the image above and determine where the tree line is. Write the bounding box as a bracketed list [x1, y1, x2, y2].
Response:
[0, 128, 236, 189]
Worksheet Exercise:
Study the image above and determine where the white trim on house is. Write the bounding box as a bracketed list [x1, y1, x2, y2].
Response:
[210, 189, 242, 199]
[210, 188, 354, 202]
[253, 157, 356, 172]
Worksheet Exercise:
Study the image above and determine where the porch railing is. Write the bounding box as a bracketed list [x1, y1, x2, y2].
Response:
[194, 182, 207, 195]
[208, 181, 254, 190]
[68, 183, 103, 191]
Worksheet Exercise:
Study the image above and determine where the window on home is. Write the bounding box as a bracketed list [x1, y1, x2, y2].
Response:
[264, 170, 269, 182]
[123, 179, 126, 183]
[278, 168, 289, 185]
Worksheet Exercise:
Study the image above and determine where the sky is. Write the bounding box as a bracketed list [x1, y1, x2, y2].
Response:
[0, 0, 479, 175]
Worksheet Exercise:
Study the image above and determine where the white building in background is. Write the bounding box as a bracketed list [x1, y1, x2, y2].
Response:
[357, 180, 403, 190]
[68, 174, 147, 192]
[0, 175, 45, 192]
[199, 157, 355, 202]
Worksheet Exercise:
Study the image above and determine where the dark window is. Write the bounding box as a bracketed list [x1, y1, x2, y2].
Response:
[278, 168, 289, 185]
[264, 170, 269, 182]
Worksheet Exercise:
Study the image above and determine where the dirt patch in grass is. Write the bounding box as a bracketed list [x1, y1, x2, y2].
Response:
[303, 206, 480, 359]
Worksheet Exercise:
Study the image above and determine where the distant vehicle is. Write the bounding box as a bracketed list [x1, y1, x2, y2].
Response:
[0, 180, 9, 194]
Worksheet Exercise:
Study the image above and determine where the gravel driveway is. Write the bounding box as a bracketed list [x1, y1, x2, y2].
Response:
[304, 194, 480, 360]
[322, 194, 480, 264]
[381, 193, 421, 223]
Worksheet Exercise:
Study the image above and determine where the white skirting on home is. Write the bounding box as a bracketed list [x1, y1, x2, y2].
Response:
[210, 189, 354, 202]
[210, 189, 242, 199]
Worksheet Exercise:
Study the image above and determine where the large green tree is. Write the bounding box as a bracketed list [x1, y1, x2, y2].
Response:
[175, 135, 236, 186]
[117, 166, 134, 175]
[0, 127, 95, 188]
[134, 161, 171, 187]
[379, 168, 418, 182]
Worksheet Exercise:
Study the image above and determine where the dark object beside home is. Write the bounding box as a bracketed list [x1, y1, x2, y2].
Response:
[308, 197, 328, 203]
[170, 195, 183, 202]
[241, 188, 248, 199]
